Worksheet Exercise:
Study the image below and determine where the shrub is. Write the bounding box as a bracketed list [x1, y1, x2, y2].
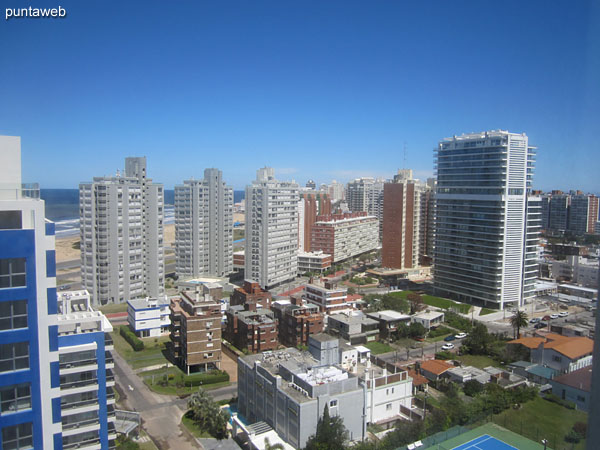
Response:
[428, 326, 452, 338]
[564, 429, 582, 444]
[119, 326, 144, 351]
[184, 370, 229, 387]
[435, 351, 454, 360]
[573, 422, 587, 436]
[463, 380, 484, 397]
[543, 393, 576, 409]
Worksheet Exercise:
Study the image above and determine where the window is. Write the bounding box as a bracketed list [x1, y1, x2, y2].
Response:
[2, 422, 33, 449]
[0, 301, 28, 330]
[329, 399, 338, 407]
[0, 259, 26, 289]
[0, 342, 29, 372]
[386, 403, 392, 411]
[0, 383, 31, 414]
[0, 211, 22, 230]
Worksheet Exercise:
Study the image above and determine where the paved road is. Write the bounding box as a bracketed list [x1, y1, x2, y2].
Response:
[113, 351, 200, 450]
[57, 259, 80, 271]
[376, 339, 466, 365]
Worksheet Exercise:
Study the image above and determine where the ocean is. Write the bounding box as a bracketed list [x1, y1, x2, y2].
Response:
[40, 189, 245, 238]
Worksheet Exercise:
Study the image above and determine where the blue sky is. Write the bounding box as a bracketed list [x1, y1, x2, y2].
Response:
[1, 0, 598, 192]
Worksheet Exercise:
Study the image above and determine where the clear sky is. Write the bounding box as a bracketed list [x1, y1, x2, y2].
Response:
[1, 0, 598, 192]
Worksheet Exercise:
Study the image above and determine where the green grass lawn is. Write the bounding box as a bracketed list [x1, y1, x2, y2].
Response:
[493, 396, 588, 450]
[365, 341, 393, 355]
[388, 291, 471, 314]
[480, 308, 496, 316]
[181, 414, 213, 438]
[139, 366, 230, 396]
[99, 303, 128, 314]
[455, 354, 500, 368]
[111, 331, 170, 369]
[137, 431, 159, 450]
[233, 228, 245, 240]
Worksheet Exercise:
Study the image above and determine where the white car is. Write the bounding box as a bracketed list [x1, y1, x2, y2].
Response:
[559, 311, 569, 317]
[441, 343, 455, 351]
[455, 332, 468, 339]
[550, 314, 559, 319]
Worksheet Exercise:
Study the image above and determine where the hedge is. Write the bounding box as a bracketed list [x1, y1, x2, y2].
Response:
[184, 370, 229, 386]
[120, 325, 145, 351]
[543, 393, 576, 410]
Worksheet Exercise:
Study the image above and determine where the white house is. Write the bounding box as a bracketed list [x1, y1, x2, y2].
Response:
[411, 310, 444, 330]
[127, 296, 171, 337]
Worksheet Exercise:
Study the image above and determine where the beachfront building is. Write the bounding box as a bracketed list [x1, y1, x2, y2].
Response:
[245, 168, 299, 290]
[175, 169, 233, 279]
[80, 157, 165, 306]
[433, 131, 540, 309]
[0, 136, 115, 449]
[310, 212, 379, 263]
[127, 296, 170, 337]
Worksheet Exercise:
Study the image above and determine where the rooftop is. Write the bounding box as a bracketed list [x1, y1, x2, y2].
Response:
[367, 310, 411, 322]
[420, 359, 453, 375]
[552, 367, 592, 392]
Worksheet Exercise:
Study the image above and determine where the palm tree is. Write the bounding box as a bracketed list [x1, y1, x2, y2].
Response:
[510, 310, 529, 339]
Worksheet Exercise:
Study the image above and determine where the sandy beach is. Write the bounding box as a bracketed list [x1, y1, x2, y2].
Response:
[55, 223, 177, 263]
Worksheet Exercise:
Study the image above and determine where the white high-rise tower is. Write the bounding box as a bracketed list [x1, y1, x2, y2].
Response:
[174, 168, 233, 278]
[433, 131, 539, 309]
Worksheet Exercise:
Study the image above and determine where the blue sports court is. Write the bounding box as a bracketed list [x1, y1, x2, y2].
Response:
[451, 434, 519, 450]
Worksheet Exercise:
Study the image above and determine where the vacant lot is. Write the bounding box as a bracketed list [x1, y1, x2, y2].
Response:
[389, 291, 471, 314]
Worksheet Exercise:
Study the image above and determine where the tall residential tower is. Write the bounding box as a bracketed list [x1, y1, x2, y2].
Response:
[245, 168, 299, 289]
[175, 169, 233, 278]
[80, 157, 165, 306]
[433, 131, 539, 309]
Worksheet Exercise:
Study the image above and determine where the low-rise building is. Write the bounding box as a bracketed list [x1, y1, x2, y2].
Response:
[327, 313, 379, 345]
[272, 296, 325, 348]
[418, 359, 453, 382]
[507, 333, 594, 374]
[551, 256, 599, 288]
[444, 365, 489, 384]
[56, 290, 117, 448]
[550, 367, 592, 411]
[231, 280, 273, 311]
[484, 367, 527, 390]
[367, 310, 411, 339]
[297, 251, 333, 274]
[304, 280, 350, 313]
[237, 348, 366, 449]
[411, 311, 444, 330]
[223, 306, 278, 353]
[507, 361, 558, 385]
[127, 296, 170, 337]
[170, 289, 222, 373]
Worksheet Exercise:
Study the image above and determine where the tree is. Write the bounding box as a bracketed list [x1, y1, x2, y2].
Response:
[462, 322, 493, 355]
[347, 286, 356, 295]
[463, 380, 484, 397]
[510, 310, 529, 339]
[187, 389, 229, 439]
[408, 322, 427, 339]
[407, 293, 425, 315]
[304, 405, 348, 450]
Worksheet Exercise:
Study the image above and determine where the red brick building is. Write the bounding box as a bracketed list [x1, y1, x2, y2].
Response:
[272, 295, 325, 347]
[223, 305, 278, 353]
[231, 280, 272, 311]
[299, 192, 332, 251]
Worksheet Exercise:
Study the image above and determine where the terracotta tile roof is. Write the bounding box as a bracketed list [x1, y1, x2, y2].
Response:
[420, 359, 453, 375]
[346, 294, 363, 302]
[552, 367, 592, 392]
[407, 369, 429, 386]
[544, 337, 594, 360]
[507, 337, 545, 349]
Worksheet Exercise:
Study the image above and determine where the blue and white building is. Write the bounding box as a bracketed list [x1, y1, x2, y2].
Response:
[0, 136, 115, 449]
[127, 296, 170, 337]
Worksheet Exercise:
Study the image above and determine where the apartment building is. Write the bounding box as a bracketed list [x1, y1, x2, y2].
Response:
[56, 290, 116, 449]
[175, 169, 233, 278]
[245, 168, 299, 289]
[223, 305, 278, 353]
[568, 194, 598, 234]
[298, 192, 332, 252]
[304, 280, 350, 313]
[550, 255, 599, 288]
[346, 177, 385, 237]
[310, 212, 378, 263]
[80, 157, 165, 306]
[127, 296, 170, 337]
[433, 130, 540, 309]
[0, 137, 115, 449]
[271, 296, 325, 347]
[230, 280, 272, 311]
[327, 313, 380, 345]
[237, 348, 366, 449]
[549, 193, 570, 232]
[169, 289, 222, 373]
[297, 251, 333, 274]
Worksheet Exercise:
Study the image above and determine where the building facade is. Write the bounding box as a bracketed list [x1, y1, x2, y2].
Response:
[310, 212, 378, 263]
[346, 178, 385, 238]
[271, 297, 325, 347]
[230, 280, 272, 311]
[127, 296, 170, 337]
[568, 194, 598, 234]
[298, 192, 332, 252]
[223, 306, 278, 353]
[433, 131, 539, 309]
[304, 280, 350, 313]
[245, 168, 299, 289]
[297, 251, 333, 274]
[80, 157, 165, 306]
[169, 290, 222, 373]
[175, 169, 233, 279]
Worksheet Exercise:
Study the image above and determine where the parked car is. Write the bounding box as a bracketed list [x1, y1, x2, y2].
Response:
[542, 315, 551, 321]
[455, 332, 468, 339]
[444, 335, 456, 342]
[529, 317, 540, 324]
[534, 322, 547, 329]
[441, 343, 455, 350]
[550, 314, 559, 319]
[559, 311, 569, 317]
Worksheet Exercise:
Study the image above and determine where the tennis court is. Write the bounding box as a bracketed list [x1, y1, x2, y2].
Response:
[451, 434, 518, 450]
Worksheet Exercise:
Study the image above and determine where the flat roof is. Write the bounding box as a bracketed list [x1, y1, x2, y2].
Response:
[413, 311, 444, 320]
[367, 310, 411, 321]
